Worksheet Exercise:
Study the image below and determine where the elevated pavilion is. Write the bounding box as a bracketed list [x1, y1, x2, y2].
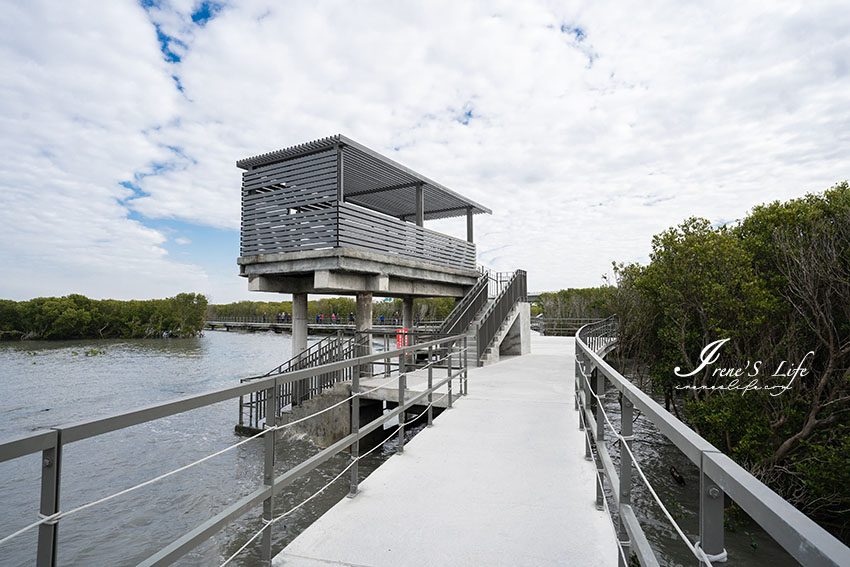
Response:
[237, 134, 491, 354]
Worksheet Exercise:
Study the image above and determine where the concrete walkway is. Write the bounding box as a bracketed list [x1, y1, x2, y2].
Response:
[273, 335, 617, 567]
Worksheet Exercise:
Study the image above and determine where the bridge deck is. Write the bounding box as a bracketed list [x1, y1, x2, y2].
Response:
[273, 335, 617, 567]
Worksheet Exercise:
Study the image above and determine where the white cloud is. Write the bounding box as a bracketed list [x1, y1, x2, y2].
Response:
[1, 0, 848, 301]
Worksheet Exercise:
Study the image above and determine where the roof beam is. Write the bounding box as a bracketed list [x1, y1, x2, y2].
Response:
[400, 204, 487, 220]
[344, 181, 420, 198]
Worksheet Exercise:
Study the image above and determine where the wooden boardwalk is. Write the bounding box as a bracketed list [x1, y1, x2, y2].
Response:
[273, 335, 617, 567]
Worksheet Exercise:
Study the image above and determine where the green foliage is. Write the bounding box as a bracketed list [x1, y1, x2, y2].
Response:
[616, 182, 850, 538]
[0, 293, 208, 340]
[208, 296, 457, 324]
[536, 287, 615, 319]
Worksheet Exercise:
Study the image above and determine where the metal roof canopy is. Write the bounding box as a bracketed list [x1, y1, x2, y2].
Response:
[237, 134, 492, 221]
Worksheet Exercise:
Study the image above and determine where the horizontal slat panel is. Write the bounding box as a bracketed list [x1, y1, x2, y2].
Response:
[241, 198, 474, 269]
[243, 178, 337, 203]
[242, 199, 336, 223]
[243, 168, 337, 194]
[242, 148, 336, 181]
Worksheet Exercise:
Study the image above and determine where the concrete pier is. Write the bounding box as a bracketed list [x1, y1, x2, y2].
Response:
[273, 335, 617, 566]
[402, 297, 413, 330]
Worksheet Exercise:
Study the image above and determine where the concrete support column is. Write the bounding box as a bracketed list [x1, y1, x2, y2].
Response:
[356, 292, 372, 351]
[292, 293, 308, 355]
[402, 297, 414, 330]
[292, 293, 308, 405]
[356, 292, 373, 378]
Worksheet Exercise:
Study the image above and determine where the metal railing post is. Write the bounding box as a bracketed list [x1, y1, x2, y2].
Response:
[384, 334, 390, 377]
[261, 381, 276, 566]
[447, 341, 453, 409]
[463, 335, 468, 395]
[582, 359, 593, 460]
[619, 397, 633, 567]
[427, 345, 434, 427]
[595, 367, 605, 511]
[37, 430, 61, 567]
[349, 371, 360, 496]
[576, 349, 583, 429]
[337, 330, 343, 384]
[398, 353, 406, 454]
[699, 450, 726, 564]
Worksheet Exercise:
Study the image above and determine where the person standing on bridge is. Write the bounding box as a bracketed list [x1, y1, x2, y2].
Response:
[349, 311, 354, 324]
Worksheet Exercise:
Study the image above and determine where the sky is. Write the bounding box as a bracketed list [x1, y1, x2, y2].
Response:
[1, 0, 848, 303]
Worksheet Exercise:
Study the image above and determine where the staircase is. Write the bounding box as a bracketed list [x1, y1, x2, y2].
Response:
[439, 268, 528, 367]
[460, 298, 494, 365]
[479, 302, 523, 365]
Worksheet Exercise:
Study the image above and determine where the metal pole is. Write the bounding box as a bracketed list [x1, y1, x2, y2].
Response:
[398, 352, 406, 454]
[619, 397, 634, 567]
[427, 345, 434, 427]
[463, 335, 468, 395]
[574, 350, 580, 412]
[349, 371, 360, 497]
[37, 431, 61, 567]
[595, 367, 605, 510]
[384, 334, 390, 377]
[261, 383, 276, 566]
[337, 330, 343, 384]
[576, 350, 584, 430]
[584, 364, 592, 461]
[447, 341, 453, 409]
[700, 450, 726, 564]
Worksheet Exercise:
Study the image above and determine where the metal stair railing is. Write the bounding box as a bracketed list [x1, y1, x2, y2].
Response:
[437, 268, 490, 336]
[239, 332, 356, 430]
[476, 269, 527, 361]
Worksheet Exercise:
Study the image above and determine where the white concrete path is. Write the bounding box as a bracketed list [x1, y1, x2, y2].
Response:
[273, 335, 617, 567]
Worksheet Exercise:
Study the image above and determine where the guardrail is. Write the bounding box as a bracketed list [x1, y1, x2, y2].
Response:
[531, 317, 604, 336]
[206, 317, 445, 326]
[241, 200, 477, 271]
[239, 332, 357, 431]
[575, 316, 850, 567]
[476, 269, 527, 360]
[438, 269, 489, 336]
[0, 334, 469, 567]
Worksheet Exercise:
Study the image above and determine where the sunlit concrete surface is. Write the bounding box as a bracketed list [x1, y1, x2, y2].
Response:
[273, 335, 617, 567]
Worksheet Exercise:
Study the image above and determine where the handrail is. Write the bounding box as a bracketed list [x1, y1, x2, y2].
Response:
[475, 269, 527, 361]
[438, 269, 489, 336]
[531, 317, 605, 336]
[0, 333, 470, 567]
[575, 317, 850, 567]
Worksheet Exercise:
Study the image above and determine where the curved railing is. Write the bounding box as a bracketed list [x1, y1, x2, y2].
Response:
[575, 316, 848, 567]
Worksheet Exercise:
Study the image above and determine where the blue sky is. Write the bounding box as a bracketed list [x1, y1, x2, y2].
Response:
[1, 1, 848, 303]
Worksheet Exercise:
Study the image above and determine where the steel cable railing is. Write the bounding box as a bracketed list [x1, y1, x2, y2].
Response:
[575, 317, 849, 567]
[576, 358, 713, 566]
[0, 335, 470, 566]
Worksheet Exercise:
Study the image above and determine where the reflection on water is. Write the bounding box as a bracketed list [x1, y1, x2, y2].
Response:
[0, 331, 407, 566]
